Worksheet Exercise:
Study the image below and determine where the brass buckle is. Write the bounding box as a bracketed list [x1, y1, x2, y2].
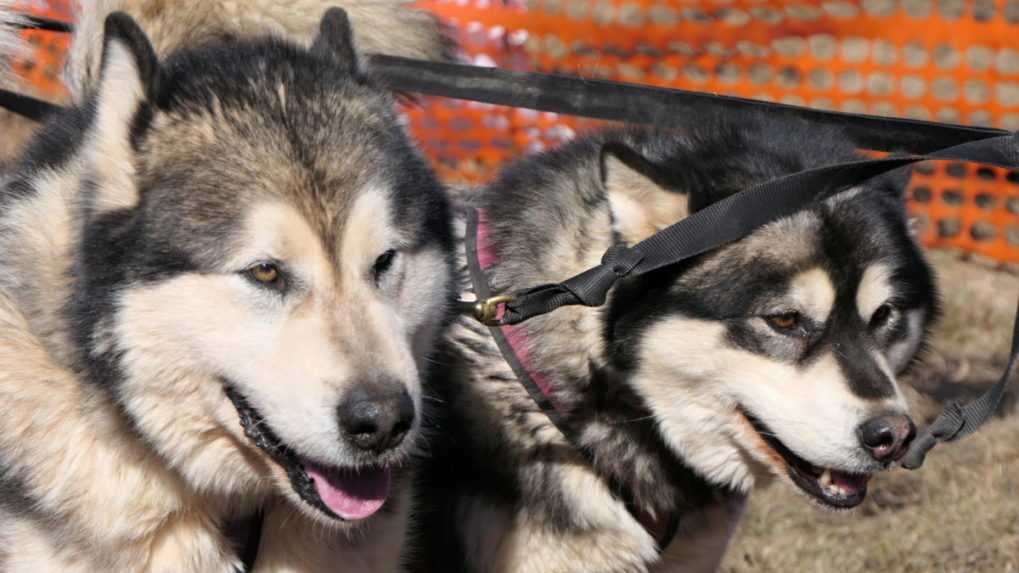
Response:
[473, 295, 515, 326]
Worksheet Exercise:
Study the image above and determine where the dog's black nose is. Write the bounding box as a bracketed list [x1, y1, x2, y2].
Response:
[338, 385, 415, 453]
[858, 414, 915, 462]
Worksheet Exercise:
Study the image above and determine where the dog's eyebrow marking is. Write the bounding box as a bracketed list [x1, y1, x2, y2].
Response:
[788, 267, 835, 323]
[856, 264, 894, 322]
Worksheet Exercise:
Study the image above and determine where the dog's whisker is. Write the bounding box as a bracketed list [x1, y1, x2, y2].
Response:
[609, 414, 656, 425]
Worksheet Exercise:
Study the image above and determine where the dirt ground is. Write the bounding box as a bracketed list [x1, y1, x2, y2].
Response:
[721, 250, 1019, 573]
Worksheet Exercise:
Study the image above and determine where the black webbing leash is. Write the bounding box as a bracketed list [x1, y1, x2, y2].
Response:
[0, 16, 1013, 155]
[0, 56, 1010, 156]
[901, 302, 1019, 469]
[11, 14, 73, 33]
[369, 55, 1008, 155]
[0, 88, 57, 121]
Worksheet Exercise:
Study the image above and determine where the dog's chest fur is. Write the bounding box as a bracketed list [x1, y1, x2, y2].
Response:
[416, 209, 740, 572]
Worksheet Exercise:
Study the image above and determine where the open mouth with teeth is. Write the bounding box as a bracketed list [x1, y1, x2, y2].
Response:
[740, 409, 870, 509]
[224, 385, 392, 521]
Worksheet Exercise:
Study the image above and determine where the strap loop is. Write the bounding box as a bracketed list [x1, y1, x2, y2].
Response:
[368, 55, 1011, 155]
[929, 402, 967, 441]
[901, 300, 1019, 469]
[0, 90, 59, 122]
[604, 244, 644, 276]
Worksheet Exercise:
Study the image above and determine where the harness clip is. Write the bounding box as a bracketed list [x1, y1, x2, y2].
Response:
[472, 295, 516, 326]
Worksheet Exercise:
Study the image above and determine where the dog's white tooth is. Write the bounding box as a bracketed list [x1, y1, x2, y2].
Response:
[819, 468, 832, 488]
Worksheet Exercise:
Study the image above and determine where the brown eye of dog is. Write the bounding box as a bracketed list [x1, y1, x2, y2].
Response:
[246, 262, 284, 291]
[251, 263, 279, 283]
[766, 312, 801, 332]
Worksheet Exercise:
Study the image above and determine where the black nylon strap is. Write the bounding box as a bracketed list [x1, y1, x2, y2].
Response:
[0, 40, 1010, 155]
[901, 300, 1019, 469]
[367, 55, 1008, 154]
[496, 132, 1019, 326]
[12, 15, 73, 33]
[0, 89, 58, 121]
[0, 11, 1012, 155]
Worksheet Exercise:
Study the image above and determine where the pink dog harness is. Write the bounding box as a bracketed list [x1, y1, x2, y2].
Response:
[465, 207, 681, 551]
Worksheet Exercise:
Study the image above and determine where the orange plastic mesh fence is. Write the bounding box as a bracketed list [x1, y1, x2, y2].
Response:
[408, 0, 1019, 262]
[10, 0, 70, 97]
[11, 1, 1019, 262]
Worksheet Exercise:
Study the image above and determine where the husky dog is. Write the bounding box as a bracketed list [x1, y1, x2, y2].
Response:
[416, 118, 937, 572]
[0, 2, 453, 571]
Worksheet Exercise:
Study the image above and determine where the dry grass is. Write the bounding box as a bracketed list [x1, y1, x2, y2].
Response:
[722, 419, 1019, 573]
[721, 249, 1019, 573]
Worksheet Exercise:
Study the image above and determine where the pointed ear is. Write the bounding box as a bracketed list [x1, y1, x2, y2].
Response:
[600, 142, 690, 244]
[311, 8, 360, 76]
[100, 13, 159, 100]
[85, 12, 158, 214]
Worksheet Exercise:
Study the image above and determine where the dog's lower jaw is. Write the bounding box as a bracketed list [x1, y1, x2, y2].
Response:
[273, 463, 408, 532]
[736, 409, 873, 509]
[739, 456, 778, 491]
[651, 405, 759, 494]
[621, 395, 869, 513]
[255, 492, 414, 572]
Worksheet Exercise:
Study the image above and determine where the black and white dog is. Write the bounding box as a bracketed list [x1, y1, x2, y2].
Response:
[416, 117, 936, 572]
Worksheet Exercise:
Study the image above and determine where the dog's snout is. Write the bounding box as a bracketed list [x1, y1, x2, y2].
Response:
[338, 385, 415, 454]
[857, 414, 915, 462]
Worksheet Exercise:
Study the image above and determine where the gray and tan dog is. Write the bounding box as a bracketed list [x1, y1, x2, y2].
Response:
[415, 118, 937, 572]
[0, 1, 453, 571]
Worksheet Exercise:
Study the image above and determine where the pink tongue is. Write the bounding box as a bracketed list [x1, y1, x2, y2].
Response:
[305, 464, 392, 520]
[831, 470, 870, 494]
